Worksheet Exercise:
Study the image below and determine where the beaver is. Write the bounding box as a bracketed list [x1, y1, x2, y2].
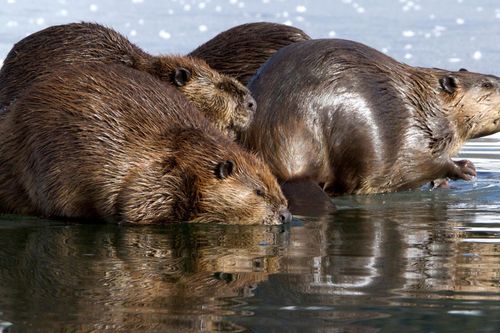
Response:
[242, 39, 500, 196]
[0, 22, 255, 138]
[0, 63, 291, 225]
[189, 22, 311, 85]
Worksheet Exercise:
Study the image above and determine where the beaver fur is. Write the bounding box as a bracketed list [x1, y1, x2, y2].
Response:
[243, 39, 500, 195]
[0, 63, 290, 224]
[189, 22, 311, 85]
[0, 22, 256, 138]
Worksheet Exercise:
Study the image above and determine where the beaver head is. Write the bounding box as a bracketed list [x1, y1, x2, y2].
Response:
[439, 68, 500, 141]
[148, 55, 256, 139]
[117, 128, 290, 226]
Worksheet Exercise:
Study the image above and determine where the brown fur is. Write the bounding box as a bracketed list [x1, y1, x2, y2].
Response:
[243, 39, 500, 195]
[0, 22, 255, 138]
[0, 63, 289, 224]
[189, 22, 311, 85]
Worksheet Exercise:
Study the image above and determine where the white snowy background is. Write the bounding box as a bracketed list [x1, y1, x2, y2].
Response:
[0, 0, 499, 76]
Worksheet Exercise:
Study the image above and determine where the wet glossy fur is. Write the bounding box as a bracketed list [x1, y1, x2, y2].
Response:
[0, 22, 255, 138]
[190, 22, 311, 85]
[243, 39, 500, 195]
[0, 63, 289, 224]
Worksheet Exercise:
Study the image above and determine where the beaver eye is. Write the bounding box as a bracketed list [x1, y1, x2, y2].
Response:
[217, 82, 227, 92]
[255, 189, 265, 197]
[481, 81, 494, 89]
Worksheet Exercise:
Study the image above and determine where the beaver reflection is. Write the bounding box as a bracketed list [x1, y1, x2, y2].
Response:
[241, 194, 499, 331]
[0, 222, 288, 332]
[0, 194, 498, 332]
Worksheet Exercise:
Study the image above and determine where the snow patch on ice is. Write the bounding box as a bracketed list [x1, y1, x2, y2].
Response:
[159, 30, 171, 39]
[402, 30, 415, 37]
[296, 5, 306, 13]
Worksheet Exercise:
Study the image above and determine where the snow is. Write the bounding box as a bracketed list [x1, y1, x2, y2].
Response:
[0, 0, 498, 76]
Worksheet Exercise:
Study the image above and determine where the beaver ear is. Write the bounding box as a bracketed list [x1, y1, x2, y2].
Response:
[439, 75, 459, 94]
[215, 160, 234, 179]
[173, 68, 191, 87]
[459, 68, 468, 72]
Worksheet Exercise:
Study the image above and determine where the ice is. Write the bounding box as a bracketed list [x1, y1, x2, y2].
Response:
[0, 0, 498, 76]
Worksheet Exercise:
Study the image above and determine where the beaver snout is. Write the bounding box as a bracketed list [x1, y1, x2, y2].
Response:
[279, 208, 292, 224]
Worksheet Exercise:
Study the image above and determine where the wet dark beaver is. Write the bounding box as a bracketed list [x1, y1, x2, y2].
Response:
[0, 63, 290, 225]
[243, 39, 500, 195]
[189, 22, 311, 85]
[0, 22, 255, 138]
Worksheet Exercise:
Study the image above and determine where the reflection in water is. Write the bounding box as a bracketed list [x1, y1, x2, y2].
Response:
[1, 172, 499, 333]
[0, 134, 498, 333]
[0, 222, 289, 332]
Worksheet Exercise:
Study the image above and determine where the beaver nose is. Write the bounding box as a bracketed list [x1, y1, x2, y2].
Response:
[245, 95, 257, 113]
[279, 208, 292, 224]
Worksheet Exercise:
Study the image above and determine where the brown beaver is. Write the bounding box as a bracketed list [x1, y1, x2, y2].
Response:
[0, 63, 291, 225]
[189, 22, 311, 85]
[243, 39, 500, 196]
[0, 22, 255, 139]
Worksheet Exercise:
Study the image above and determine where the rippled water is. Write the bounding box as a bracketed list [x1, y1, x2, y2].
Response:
[1, 0, 500, 332]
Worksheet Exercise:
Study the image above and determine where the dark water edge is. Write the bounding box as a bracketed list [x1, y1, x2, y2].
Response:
[0, 168, 499, 333]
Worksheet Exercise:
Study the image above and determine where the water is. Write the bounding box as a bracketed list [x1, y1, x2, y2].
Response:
[0, 0, 499, 332]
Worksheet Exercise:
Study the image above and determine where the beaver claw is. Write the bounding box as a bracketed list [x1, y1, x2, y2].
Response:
[449, 159, 477, 181]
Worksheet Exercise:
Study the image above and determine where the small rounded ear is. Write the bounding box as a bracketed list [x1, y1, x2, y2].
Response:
[439, 75, 459, 94]
[459, 68, 468, 72]
[173, 67, 191, 87]
[215, 160, 234, 179]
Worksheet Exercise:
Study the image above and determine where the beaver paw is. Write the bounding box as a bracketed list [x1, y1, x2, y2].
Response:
[431, 178, 450, 189]
[450, 159, 477, 181]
